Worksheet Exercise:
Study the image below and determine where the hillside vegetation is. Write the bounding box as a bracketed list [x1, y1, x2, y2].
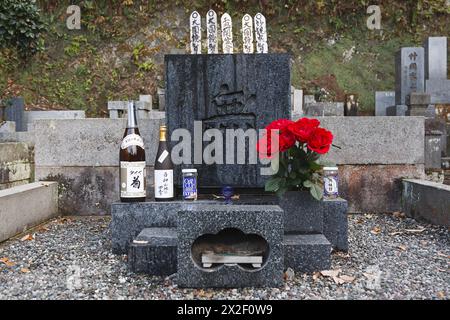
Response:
[0, 0, 449, 116]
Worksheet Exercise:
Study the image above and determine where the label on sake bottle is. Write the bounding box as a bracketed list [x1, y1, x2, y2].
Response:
[120, 161, 146, 198]
[154, 169, 174, 199]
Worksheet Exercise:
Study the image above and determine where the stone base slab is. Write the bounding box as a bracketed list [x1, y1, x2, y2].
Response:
[402, 179, 450, 227]
[283, 234, 331, 272]
[128, 228, 177, 275]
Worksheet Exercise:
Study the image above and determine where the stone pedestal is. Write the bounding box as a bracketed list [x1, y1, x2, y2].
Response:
[177, 205, 284, 288]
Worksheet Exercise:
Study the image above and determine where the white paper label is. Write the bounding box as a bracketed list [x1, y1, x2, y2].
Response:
[120, 161, 146, 198]
[324, 177, 338, 195]
[121, 134, 144, 149]
[157, 150, 169, 164]
[154, 169, 173, 199]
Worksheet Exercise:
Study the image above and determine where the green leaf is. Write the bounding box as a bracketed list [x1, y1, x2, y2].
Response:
[276, 186, 289, 197]
[303, 180, 313, 188]
[309, 183, 323, 201]
[308, 161, 322, 171]
[265, 177, 283, 192]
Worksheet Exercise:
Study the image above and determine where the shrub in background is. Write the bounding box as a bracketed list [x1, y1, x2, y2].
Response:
[0, 0, 46, 58]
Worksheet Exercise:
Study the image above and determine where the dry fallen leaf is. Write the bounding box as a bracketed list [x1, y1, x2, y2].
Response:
[20, 234, 34, 242]
[392, 211, 406, 219]
[320, 269, 341, 278]
[20, 268, 30, 273]
[356, 218, 364, 224]
[0, 257, 15, 267]
[404, 227, 426, 233]
[312, 272, 321, 281]
[397, 245, 407, 251]
[332, 276, 346, 285]
[371, 226, 381, 235]
[339, 275, 356, 283]
[437, 291, 446, 299]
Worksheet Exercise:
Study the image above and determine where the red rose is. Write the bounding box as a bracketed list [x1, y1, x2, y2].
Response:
[288, 118, 320, 143]
[257, 119, 296, 158]
[307, 127, 333, 154]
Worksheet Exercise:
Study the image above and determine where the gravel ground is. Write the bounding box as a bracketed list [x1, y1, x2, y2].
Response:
[0, 213, 448, 300]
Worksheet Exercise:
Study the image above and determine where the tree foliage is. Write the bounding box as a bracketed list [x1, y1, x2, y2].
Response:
[0, 0, 46, 58]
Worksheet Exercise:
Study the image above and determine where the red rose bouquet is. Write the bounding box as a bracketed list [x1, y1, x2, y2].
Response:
[257, 117, 335, 200]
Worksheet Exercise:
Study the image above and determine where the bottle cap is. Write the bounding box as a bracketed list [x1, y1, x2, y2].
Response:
[323, 167, 338, 171]
[182, 169, 197, 173]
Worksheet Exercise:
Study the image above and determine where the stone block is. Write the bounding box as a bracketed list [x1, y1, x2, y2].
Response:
[304, 102, 344, 116]
[426, 118, 447, 156]
[166, 53, 291, 188]
[0, 182, 58, 243]
[375, 91, 395, 116]
[0, 142, 31, 164]
[177, 205, 284, 288]
[425, 131, 443, 169]
[128, 228, 177, 275]
[279, 191, 324, 234]
[402, 179, 450, 227]
[304, 117, 425, 165]
[386, 105, 408, 116]
[304, 95, 316, 104]
[157, 88, 165, 111]
[322, 198, 348, 251]
[283, 234, 331, 272]
[291, 88, 303, 114]
[37, 166, 154, 217]
[111, 201, 191, 254]
[426, 79, 450, 104]
[407, 92, 431, 105]
[339, 164, 425, 213]
[33, 119, 162, 167]
[395, 47, 425, 106]
[278, 191, 348, 251]
[0, 121, 15, 134]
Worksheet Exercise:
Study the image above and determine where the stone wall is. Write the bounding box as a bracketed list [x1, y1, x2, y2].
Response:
[33, 118, 162, 215]
[305, 116, 425, 213]
[0, 142, 34, 190]
[33, 116, 425, 214]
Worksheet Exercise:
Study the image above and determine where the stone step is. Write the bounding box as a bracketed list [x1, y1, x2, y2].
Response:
[283, 234, 331, 272]
[0, 182, 58, 243]
[128, 227, 177, 276]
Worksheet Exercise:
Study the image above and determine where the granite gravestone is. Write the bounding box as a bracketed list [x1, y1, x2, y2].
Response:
[424, 37, 450, 104]
[165, 54, 291, 188]
[424, 37, 447, 80]
[0, 97, 25, 132]
[395, 47, 425, 106]
[375, 91, 395, 116]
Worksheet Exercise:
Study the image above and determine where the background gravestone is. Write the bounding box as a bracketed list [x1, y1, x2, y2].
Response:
[165, 54, 291, 189]
[1, 97, 25, 132]
[395, 47, 425, 106]
[375, 91, 395, 116]
[424, 37, 447, 80]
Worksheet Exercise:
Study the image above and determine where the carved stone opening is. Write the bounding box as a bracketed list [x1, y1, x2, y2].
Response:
[191, 228, 269, 271]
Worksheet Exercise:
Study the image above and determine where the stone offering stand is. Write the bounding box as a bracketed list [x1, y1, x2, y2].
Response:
[111, 195, 347, 288]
